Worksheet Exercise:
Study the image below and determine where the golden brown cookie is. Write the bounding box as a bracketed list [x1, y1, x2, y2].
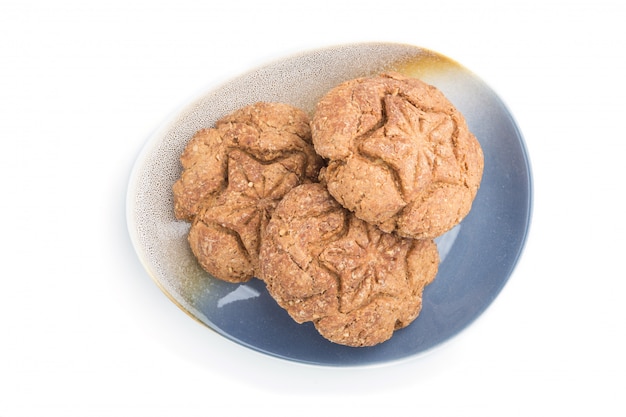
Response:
[173, 102, 324, 283]
[311, 72, 484, 239]
[259, 183, 439, 347]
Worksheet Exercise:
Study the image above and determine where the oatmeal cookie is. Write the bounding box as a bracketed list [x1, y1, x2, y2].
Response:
[311, 72, 484, 239]
[259, 183, 439, 347]
[173, 102, 324, 282]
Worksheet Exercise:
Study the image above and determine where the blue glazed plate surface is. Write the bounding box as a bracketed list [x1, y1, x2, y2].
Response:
[126, 43, 532, 366]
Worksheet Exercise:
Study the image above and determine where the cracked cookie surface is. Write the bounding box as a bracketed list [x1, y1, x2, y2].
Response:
[311, 72, 484, 239]
[173, 102, 323, 282]
[259, 183, 439, 347]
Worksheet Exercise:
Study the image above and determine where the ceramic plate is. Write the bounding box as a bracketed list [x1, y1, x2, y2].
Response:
[126, 42, 532, 366]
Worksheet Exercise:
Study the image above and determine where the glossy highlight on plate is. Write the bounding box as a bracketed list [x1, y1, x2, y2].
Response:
[126, 42, 532, 366]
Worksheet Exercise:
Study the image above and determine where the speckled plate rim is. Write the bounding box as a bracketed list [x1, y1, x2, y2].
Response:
[126, 42, 533, 367]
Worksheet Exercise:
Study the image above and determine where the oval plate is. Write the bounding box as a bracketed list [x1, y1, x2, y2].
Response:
[126, 42, 532, 367]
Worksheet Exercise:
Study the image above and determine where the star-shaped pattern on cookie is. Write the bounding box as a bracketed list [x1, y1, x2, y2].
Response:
[358, 94, 460, 200]
[196, 148, 305, 264]
[318, 216, 412, 313]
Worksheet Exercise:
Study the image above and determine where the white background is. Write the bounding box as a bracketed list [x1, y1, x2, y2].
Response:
[2, 0, 625, 415]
